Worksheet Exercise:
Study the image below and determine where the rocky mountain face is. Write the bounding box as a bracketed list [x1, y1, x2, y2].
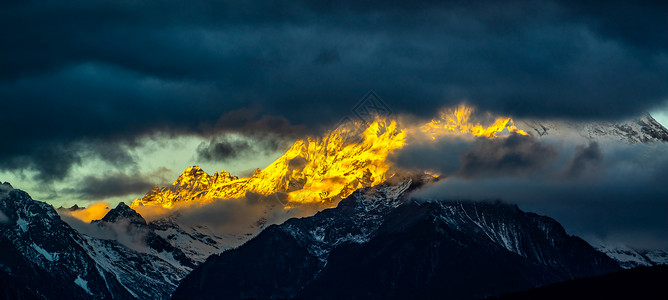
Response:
[0, 183, 133, 299]
[133, 113, 668, 213]
[595, 244, 668, 269]
[132, 120, 406, 209]
[86, 202, 196, 299]
[130, 112, 668, 264]
[173, 176, 620, 300]
[3, 112, 665, 299]
[146, 215, 232, 264]
[133, 166, 243, 208]
[0, 183, 200, 300]
[0, 267, 42, 300]
[133, 106, 538, 211]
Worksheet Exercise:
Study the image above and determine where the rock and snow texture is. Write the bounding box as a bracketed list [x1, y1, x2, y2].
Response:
[84, 202, 197, 299]
[517, 113, 668, 144]
[0, 182, 265, 299]
[74, 276, 91, 295]
[596, 243, 668, 269]
[2, 113, 667, 299]
[148, 216, 240, 264]
[173, 175, 619, 300]
[518, 114, 668, 266]
[0, 188, 133, 299]
[0, 188, 197, 299]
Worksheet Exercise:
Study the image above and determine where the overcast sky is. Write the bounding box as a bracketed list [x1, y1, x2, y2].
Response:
[1, 1, 667, 248]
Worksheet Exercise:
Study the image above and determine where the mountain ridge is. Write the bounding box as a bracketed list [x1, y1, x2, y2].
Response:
[0, 188, 134, 299]
[0, 186, 202, 299]
[517, 113, 668, 143]
[2, 111, 665, 299]
[173, 176, 620, 299]
[134, 112, 668, 212]
[132, 120, 406, 209]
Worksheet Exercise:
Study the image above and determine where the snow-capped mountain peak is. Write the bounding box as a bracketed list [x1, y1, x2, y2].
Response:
[173, 175, 619, 299]
[99, 202, 146, 225]
[132, 119, 406, 209]
[517, 113, 668, 144]
[595, 243, 668, 269]
[0, 186, 135, 299]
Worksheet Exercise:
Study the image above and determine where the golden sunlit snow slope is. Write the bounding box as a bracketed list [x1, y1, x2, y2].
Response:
[131, 105, 523, 209]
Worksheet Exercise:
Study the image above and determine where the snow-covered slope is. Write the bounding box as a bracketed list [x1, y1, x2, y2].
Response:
[517, 113, 668, 144]
[82, 236, 189, 300]
[85, 203, 196, 299]
[596, 243, 668, 269]
[173, 175, 619, 299]
[148, 215, 243, 264]
[0, 183, 198, 299]
[0, 182, 133, 299]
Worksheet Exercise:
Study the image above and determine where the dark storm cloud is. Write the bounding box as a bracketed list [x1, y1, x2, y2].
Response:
[63, 168, 172, 200]
[196, 134, 290, 162]
[390, 133, 557, 177]
[411, 143, 668, 249]
[1, 0, 667, 182]
[313, 48, 341, 65]
[197, 139, 253, 162]
[564, 142, 603, 177]
[0, 138, 136, 183]
[459, 134, 557, 177]
[389, 134, 466, 174]
[0, 211, 8, 224]
[0, 143, 82, 182]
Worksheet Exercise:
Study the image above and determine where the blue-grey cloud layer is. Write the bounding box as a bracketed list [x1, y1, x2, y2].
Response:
[407, 140, 668, 249]
[1, 0, 667, 182]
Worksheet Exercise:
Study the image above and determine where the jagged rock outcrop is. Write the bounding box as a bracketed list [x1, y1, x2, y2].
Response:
[131, 120, 406, 208]
[0, 188, 133, 299]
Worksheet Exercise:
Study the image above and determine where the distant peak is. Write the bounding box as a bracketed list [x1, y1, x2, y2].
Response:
[185, 165, 203, 172]
[67, 204, 83, 211]
[172, 166, 211, 185]
[100, 202, 146, 225]
[179, 166, 208, 178]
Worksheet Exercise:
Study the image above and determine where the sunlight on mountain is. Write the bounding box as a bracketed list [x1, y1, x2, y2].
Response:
[67, 202, 111, 222]
[131, 120, 405, 208]
[422, 104, 528, 138]
[130, 104, 525, 209]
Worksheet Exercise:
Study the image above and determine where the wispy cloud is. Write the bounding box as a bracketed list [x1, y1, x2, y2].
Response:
[408, 141, 668, 249]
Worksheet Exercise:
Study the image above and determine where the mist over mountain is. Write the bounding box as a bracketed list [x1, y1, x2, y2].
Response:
[2, 1, 667, 299]
[173, 175, 620, 299]
[120, 110, 668, 251]
[1, 110, 667, 299]
[404, 114, 668, 249]
[0, 188, 134, 299]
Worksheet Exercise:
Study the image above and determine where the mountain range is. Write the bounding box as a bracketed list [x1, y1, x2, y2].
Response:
[0, 177, 625, 300]
[1, 112, 667, 299]
[172, 175, 620, 299]
[517, 113, 668, 144]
